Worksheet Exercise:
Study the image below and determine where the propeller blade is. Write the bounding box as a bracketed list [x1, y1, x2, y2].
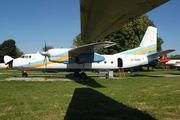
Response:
[45, 41, 47, 52]
[42, 41, 49, 72]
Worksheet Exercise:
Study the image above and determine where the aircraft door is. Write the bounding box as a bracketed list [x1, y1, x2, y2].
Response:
[117, 58, 123, 67]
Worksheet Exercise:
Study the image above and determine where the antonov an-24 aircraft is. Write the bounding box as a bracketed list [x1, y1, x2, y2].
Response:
[4, 26, 174, 79]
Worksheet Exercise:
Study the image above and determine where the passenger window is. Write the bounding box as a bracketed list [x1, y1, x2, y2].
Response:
[29, 55, 31, 58]
[111, 61, 113, 64]
[104, 61, 107, 64]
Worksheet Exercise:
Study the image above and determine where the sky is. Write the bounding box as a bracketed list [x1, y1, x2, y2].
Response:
[0, 0, 179, 55]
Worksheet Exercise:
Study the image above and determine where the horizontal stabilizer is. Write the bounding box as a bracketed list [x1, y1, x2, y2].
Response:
[4, 55, 14, 65]
[147, 49, 175, 58]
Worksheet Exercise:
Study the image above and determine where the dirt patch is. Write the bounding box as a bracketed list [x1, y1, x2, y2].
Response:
[5, 76, 73, 81]
[151, 74, 180, 77]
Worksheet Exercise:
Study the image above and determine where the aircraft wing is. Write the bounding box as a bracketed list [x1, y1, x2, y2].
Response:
[81, 0, 169, 41]
[69, 41, 116, 54]
[148, 49, 175, 58]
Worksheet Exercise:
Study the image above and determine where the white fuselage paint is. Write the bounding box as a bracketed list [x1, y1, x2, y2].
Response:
[12, 53, 150, 72]
[165, 60, 180, 67]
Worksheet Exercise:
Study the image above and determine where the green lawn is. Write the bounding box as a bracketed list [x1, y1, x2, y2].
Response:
[0, 69, 180, 120]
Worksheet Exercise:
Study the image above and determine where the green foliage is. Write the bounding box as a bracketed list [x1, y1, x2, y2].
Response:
[157, 37, 164, 52]
[98, 15, 159, 54]
[72, 33, 85, 47]
[42, 46, 53, 51]
[0, 39, 23, 58]
[16, 48, 24, 57]
[169, 54, 180, 59]
[0, 39, 16, 57]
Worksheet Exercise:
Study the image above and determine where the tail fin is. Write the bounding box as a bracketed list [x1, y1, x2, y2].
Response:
[139, 26, 157, 50]
[160, 55, 171, 63]
[117, 26, 157, 55]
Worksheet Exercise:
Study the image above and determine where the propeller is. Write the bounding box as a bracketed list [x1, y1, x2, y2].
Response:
[41, 41, 50, 69]
[41, 42, 49, 56]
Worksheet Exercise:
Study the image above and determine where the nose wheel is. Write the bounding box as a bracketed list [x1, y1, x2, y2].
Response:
[22, 71, 28, 77]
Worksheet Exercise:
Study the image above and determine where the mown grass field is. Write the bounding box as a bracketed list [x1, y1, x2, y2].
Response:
[0, 69, 180, 120]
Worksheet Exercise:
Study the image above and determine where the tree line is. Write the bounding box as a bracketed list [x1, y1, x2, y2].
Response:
[0, 39, 23, 62]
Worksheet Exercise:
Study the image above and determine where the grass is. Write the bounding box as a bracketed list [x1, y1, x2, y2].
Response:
[0, 69, 180, 119]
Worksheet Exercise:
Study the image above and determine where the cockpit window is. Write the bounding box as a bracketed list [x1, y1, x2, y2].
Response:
[21, 55, 32, 59]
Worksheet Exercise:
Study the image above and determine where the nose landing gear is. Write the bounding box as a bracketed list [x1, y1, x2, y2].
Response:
[22, 71, 28, 77]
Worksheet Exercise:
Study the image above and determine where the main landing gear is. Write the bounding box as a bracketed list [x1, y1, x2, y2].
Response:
[73, 61, 88, 79]
[79, 72, 87, 79]
[22, 71, 28, 77]
[73, 72, 87, 79]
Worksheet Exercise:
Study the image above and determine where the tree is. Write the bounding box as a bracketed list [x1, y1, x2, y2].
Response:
[0, 39, 23, 60]
[16, 48, 24, 57]
[97, 15, 158, 54]
[42, 46, 53, 51]
[73, 15, 163, 54]
[72, 34, 85, 48]
[1, 39, 17, 58]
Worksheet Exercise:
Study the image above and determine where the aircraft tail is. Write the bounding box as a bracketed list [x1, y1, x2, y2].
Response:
[116, 26, 157, 55]
[160, 55, 171, 63]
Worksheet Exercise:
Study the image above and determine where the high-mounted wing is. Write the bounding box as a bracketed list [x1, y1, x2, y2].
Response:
[81, 0, 170, 41]
[69, 41, 116, 54]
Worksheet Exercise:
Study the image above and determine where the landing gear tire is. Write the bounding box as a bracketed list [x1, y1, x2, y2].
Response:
[79, 72, 87, 79]
[22, 72, 28, 77]
[73, 72, 80, 77]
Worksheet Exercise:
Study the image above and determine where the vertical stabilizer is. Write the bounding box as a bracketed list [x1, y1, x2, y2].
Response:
[116, 26, 157, 55]
[139, 26, 157, 50]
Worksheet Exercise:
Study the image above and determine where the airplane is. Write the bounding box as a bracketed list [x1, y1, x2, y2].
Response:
[0, 63, 9, 69]
[4, 26, 174, 79]
[160, 55, 180, 70]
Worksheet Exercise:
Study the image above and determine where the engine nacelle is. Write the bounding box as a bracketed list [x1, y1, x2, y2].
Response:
[49, 53, 105, 64]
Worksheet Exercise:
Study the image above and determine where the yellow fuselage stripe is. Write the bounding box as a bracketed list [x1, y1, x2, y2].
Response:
[131, 46, 156, 55]
[19, 52, 78, 71]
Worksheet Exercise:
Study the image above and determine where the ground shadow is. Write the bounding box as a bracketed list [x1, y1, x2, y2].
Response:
[168, 72, 180, 75]
[10, 73, 105, 88]
[65, 73, 105, 88]
[133, 74, 166, 78]
[64, 88, 156, 120]
[132, 74, 148, 77]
